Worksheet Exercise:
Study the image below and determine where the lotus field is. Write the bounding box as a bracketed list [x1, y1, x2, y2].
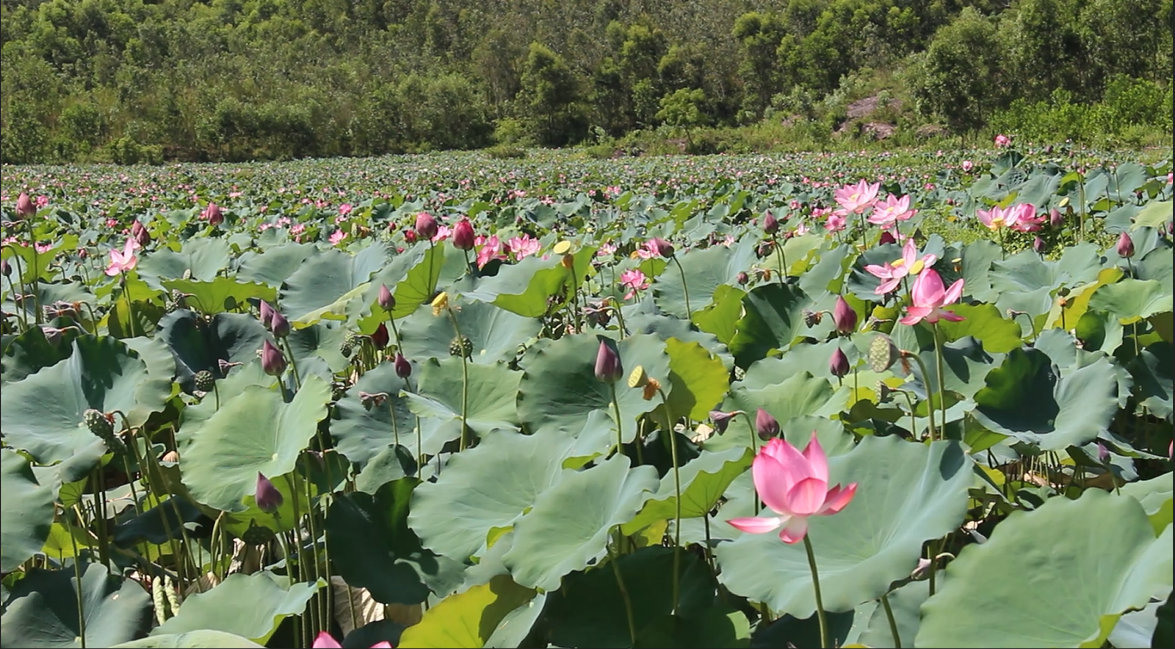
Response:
[1, 145, 1173, 649]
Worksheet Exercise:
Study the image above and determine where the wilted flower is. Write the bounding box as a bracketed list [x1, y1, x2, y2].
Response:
[829, 348, 850, 378]
[594, 339, 623, 384]
[755, 408, 780, 440]
[255, 473, 284, 513]
[900, 269, 964, 326]
[261, 340, 287, 376]
[709, 410, 741, 434]
[833, 296, 857, 334]
[452, 218, 475, 251]
[431, 291, 449, 316]
[727, 434, 858, 543]
[1116, 232, 1135, 259]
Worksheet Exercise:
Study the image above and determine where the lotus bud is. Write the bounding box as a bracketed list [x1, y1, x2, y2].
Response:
[737, 271, 749, 286]
[594, 339, 623, 384]
[1116, 232, 1134, 259]
[132, 220, 150, 248]
[371, 322, 389, 350]
[1033, 236, 1046, 255]
[1049, 208, 1063, 228]
[415, 212, 438, 240]
[270, 310, 290, 338]
[16, 192, 35, 219]
[709, 410, 740, 434]
[261, 339, 287, 376]
[378, 284, 396, 311]
[878, 230, 898, 245]
[452, 218, 475, 250]
[255, 473, 283, 512]
[204, 202, 223, 226]
[1, 259, 9, 277]
[1097, 442, 1110, 464]
[649, 237, 674, 258]
[403, 228, 418, 243]
[833, 296, 857, 334]
[755, 408, 780, 440]
[259, 300, 275, 329]
[394, 352, 412, 379]
[829, 347, 850, 378]
[762, 212, 779, 235]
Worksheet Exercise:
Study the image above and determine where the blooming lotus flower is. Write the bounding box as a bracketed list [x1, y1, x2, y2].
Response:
[863, 239, 937, 295]
[900, 268, 964, 326]
[312, 631, 391, 649]
[104, 238, 141, 276]
[976, 203, 1042, 232]
[415, 212, 438, 240]
[824, 211, 847, 233]
[619, 269, 649, 300]
[476, 234, 505, 268]
[994, 134, 1011, 147]
[867, 194, 917, 228]
[635, 238, 673, 259]
[452, 219, 475, 251]
[961, 160, 974, 172]
[329, 229, 348, 245]
[727, 434, 858, 543]
[507, 234, 541, 260]
[834, 180, 881, 215]
[432, 225, 452, 242]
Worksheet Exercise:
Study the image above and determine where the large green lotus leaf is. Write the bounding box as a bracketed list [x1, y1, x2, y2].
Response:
[284, 321, 350, 374]
[621, 446, 753, 535]
[957, 239, 1004, 303]
[113, 631, 263, 648]
[1154, 591, 1174, 649]
[485, 591, 547, 649]
[653, 239, 757, 318]
[2, 236, 77, 283]
[714, 438, 972, 617]
[463, 247, 596, 317]
[0, 449, 56, 572]
[666, 338, 730, 421]
[396, 575, 536, 649]
[691, 285, 746, 348]
[712, 372, 847, 454]
[933, 303, 1023, 353]
[917, 490, 1173, 648]
[0, 336, 171, 466]
[502, 455, 660, 591]
[157, 310, 268, 393]
[1033, 328, 1133, 408]
[355, 242, 447, 326]
[282, 244, 389, 327]
[906, 336, 1002, 401]
[634, 608, 752, 649]
[179, 375, 332, 511]
[516, 333, 671, 441]
[798, 242, 852, 297]
[331, 360, 438, 466]
[325, 479, 465, 605]
[1133, 200, 1173, 230]
[0, 564, 152, 648]
[1120, 473, 1173, 534]
[134, 238, 233, 289]
[972, 347, 1120, 451]
[408, 430, 574, 561]
[397, 300, 540, 365]
[160, 277, 276, 315]
[624, 310, 734, 370]
[1, 324, 81, 384]
[729, 282, 814, 368]
[857, 578, 938, 649]
[402, 357, 521, 444]
[174, 360, 274, 446]
[1088, 279, 1173, 324]
[1129, 341, 1173, 420]
[235, 242, 316, 287]
[989, 244, 1102, 295]
[153, 572, 319, 644]
[546, 546, 719, 649]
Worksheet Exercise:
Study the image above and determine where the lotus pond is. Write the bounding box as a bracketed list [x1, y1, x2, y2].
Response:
[0, 145, 1172, 649]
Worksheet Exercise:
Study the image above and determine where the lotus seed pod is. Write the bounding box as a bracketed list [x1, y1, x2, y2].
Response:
[194, 370, 215, 392]
[240, 522, 277, 546]
[83, 408, 113, 439]
[868, 334, 900, 372]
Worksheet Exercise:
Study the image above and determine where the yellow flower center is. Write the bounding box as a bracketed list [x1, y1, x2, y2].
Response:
[909, 259, 925, 275]
[892, 258, 906, 268]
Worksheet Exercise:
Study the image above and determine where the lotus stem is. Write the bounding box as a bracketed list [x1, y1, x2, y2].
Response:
[881, 593, 901, 648]
[902, 352, 937, 441]
[31, 239, 42, 325]
[280, 338, 302, 390]
[608, 382, 626, 459]
[608, 541, 637, 646]
[931, 323, 948, 438]
[738, 410, 761, 515]
[446, 309, 471, 452]
[120, 274, 137, 337]
[284, 474, 317, 647]
[803, 534, 830, 649]
[609, 297, 629, 338]
[67, 510, 87, 649]
[4, 245, 29, 331]
[671, 255, 692, 318]
[772, 235, 787, 282]
[657, 386, 682, 614]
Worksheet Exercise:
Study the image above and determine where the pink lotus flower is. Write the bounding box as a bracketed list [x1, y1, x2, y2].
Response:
[312, 631, 391, 648]
[976, 203, 1043, 232]
[994, 134, 1011, 147]
[338, 203, 353, 216]
[431, 225, 452, 243]
[899, 268, 964, 326]
[507, 234, 541, 260]
[329, 229, 348, 245]
[635, 238, 674, 259]
[597, 242, 618, 257]
[867, 194, 917, 228]
[104, 238, 141, 276]
[727, 434, 857, 544]
[961, 160, 974, 172]
[834, 180, 880, 215]
[476, 235, 506, 268]
[824, 211, 847, 233]
[620, 269, 649, 300]
[864, 239, 937, 295]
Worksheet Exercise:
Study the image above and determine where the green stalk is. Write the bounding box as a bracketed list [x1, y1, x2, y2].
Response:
[902, 352, 938, 441]
[657, 386, 682, 614]
[608, 540, 637, 645]
[608, 382, 626, 459]
[284, 475, 319, 640]
[31, 239, 43, 325]
[120, 274, 137, 337]
[671, 255, 692, 318]
[446, 309, 471, 451]
[66, 509, 87, 649]
[931, 323, 948, 438]
[738, 411, 761, 514]
[881, 593, 902, 648]
[4, 245, 29, 331]
[772, 234, 788, 282]
[803, 534, 830, 649]
[281, 338, 302, 390]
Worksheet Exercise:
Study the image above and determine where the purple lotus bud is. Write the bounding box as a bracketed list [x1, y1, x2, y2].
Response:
[378, 284, 396, 311]
[261, 339, 287, 376]
[833, 296, 857, 334]
[878, 230, 898, 245]
[1, 259, 9, 277]
[371, 323, 389, 350]
[762, 212, 779, 235]
[415, 212, 438, 240]
[1097, 442, 1110, 464]
[709, 410, 740, 434]
[204, 202, 223, 226]
[394, 352, 412, 379]
[594, 339, 623, 384]
[255, 473, 283, 512]
[830, 347, 850, 378]
[270, 310, 290, 338]
[649, 237, 675, 258]
[452, 218, 475, 251]
[259, 300, 275, 329]
[755, 408, 780, 440]
[1116, 232, 1134, 259]
[131, 220, 150, 248]
[1049, 208, 1063, 228]
[16, 193, 35, 219]
[1033, 236, 1045, 255]
[737, 271, 749, 286]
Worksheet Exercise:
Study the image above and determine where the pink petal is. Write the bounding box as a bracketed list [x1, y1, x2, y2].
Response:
[784, 477, 829, 517]
[901, 238, 917, 265]
[371, 643, 393, 648]
[818, 482, 858, 515]
[104, 265, 121, 277]
[763, 437, 815, 483]
[874, 277, 901, 295]
[778, 516, 810, 544]
[863, 264, 892, 280]
[934, 308, 965, 322]
[911, 268, 945, 308]
[900, 306, 933, 326]
[801, 433, 828, 483]
[920, 253, 938, 269]
[942, 278, 964, 306]
[727, 515, 784, 534]
[752, 452, 796, 514]
[312, 632, 342, 649]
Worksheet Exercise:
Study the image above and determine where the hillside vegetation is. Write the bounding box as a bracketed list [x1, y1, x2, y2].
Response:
[0, 0, 1171, 163]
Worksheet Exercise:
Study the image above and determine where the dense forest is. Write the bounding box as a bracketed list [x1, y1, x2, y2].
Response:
[0, 0, 1171, 163]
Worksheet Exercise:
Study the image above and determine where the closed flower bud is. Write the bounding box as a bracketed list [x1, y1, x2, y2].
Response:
[755, 408, 780, 440]
[16, 193, 35, 219]
[371, 323, 389, 350]
[204, 202, 223, 226]
[737, 271, 749, 286]
[452, 219, 475, 250]
[833, 296, 857, 334]
[378, 284, 396, 311]
[261, 339, 287, 376]
[649, 237, 674, 258]
[763, 211, 779, 235]
[270, 310, 290, 338]
[594, 339, 623, 384]
[132, 220, 150, 248]
[1033, 236, 1045, 255]
[1049, 208, 1063, 228]
[259, 300, 275, 329]
[1, 259, 10, 277]
[415, 212, 438, 240]
[255, 473, 283, 512]
[1116, 232, 1134, 259]
[394, 352, 412, 379]
[829, 347, 850, 378]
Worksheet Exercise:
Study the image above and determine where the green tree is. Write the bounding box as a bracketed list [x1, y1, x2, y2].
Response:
[912, 7, 1006, 133]
[519, 42, 581, 146]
